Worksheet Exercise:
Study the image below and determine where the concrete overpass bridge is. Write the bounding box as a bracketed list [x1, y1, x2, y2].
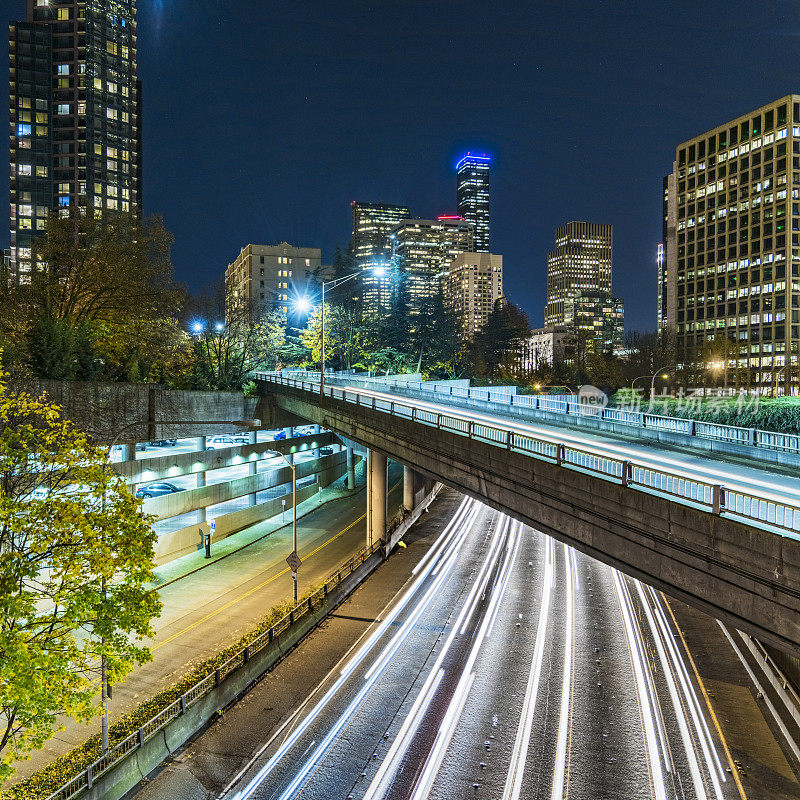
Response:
[255, 371, 800, 659]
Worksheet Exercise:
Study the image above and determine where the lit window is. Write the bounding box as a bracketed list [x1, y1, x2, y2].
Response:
[58, 7, 69, 20]
[58, 196, 70, 208]
[16, 124, 31, 137]
[94, 78, 103, 90]
[18, 204, 32, 217]
[17, 164, 31, 176]
[57, 103, 70, 115]
[36, 166, 48, 177]
[57, 64, 70, 76]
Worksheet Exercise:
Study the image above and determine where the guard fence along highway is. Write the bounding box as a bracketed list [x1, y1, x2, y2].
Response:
[277, 369, 800, 455]
[257, 372, 800, 539]
[44, 540, 384, 800]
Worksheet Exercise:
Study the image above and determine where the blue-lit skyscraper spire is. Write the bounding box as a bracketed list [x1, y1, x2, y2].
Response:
[456, 152, 490, 252]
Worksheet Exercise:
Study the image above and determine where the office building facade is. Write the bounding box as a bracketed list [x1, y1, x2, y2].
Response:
[225, 243, 321, 320]
[443, 252, 503, 339]
[350, 201, 410, 320]
[393, 216, 474, 318]
[544, 221, 613, 327]
[9, 0, 141, 283]
[456, 153, 490, 252]
[564, 290, 625, 355]
[665, 95, 800, 394]
[523, 326, 576, 371]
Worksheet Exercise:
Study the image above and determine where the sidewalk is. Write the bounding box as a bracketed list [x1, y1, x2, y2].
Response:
[11, 461, 402, 783]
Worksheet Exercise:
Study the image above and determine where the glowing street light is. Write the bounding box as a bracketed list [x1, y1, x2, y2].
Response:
[214, 321, 225, 333]
[190, 320, 205, 336]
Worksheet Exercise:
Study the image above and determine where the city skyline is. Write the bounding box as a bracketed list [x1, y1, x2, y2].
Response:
[4, 1, 800, 332]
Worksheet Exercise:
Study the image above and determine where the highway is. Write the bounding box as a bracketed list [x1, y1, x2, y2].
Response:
[285, 378, 800, 514]
[204, 495, 782, 800]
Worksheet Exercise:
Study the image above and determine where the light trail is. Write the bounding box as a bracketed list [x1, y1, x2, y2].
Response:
[612, 569, 670, 800]
[502, 535, 554, 800]
[551, 544, 576, 800]
[226, 498, 482, 800]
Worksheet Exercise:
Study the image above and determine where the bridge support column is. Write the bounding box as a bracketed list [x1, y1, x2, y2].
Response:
[196, 436, 207, 522]
[248, 431, 257, 507]
[403, 465, 418, 512]
[312, 424, 320, 459]
[286, 427, 295, 463]
[346, 446, 356, 489]
[366, 449, 387, 547]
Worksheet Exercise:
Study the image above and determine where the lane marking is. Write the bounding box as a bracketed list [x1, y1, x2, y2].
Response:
[661, 596, 748, 800]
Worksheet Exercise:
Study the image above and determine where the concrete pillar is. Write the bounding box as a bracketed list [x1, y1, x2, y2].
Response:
[403, 465, 416, 512]
[346, 446, 355, 489]
[248, 431, 257, 506]
[118, 442, 133, 463]
[196, 436, 206, 522]
[367, 449, 388, 547]
[313, 424, 320, 459]
[286, 427, 294, 464]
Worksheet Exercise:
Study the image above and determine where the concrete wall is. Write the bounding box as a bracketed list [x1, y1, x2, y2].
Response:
[11, 379, 312, 443]
[260, 380, 800, 658]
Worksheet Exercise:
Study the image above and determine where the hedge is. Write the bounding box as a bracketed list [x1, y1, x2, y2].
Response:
[611, 393, 800, 434]
[1, 584, 322, 800]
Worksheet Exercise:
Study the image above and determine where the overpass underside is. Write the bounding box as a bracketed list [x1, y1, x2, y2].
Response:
[258, 380, 800, 658]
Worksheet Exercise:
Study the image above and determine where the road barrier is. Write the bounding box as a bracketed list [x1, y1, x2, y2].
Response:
[258, 373, 800, 538]
[278, 369, 800, 455]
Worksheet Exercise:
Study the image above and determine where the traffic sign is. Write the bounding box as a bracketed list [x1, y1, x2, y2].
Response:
[286, 551, 302, 571]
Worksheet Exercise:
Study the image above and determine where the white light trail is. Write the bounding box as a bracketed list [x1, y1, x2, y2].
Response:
[551, 545, 576, 800]
[502, 535, 554, 800]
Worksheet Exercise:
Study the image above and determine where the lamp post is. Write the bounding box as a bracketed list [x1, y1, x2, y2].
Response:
[297, 265, 387, 396]
[99, 416, 261, 753]
[274, 451, 298, 604]
[533, 383, 575, 395]
[631, 368, 671, 396]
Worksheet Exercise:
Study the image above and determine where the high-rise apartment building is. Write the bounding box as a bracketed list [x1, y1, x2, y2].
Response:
[665, 95, 800, 394]
[544, 221, 613, 326]
[9, 0, 141, 283]
[443, 252, 503, 339]
[564, 291, 625, 355]
[350, 201, 410, 319]
[393, 216, 474, 317]
[456, 153, 490, 252]
[225, 243, 321, 320]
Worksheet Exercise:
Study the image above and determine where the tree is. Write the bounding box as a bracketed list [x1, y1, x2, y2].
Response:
[190, 288, 286, 390]
[0, 375, 161, 782]
[471, 299, 531, 380]
[413, 290, 463, 378]
[11, 209, 183, 381]
[299, 303, 355, 370]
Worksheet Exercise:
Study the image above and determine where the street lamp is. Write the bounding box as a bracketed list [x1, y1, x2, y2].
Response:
[631, 368, 671, 396]
[273, 451, 299, 604]
[533, 383, 575, 395]
[190, 320, 205, 336]
[297, 265, 388, 396]
[99, 416, 260, 753]
[707, 360, 727, 395]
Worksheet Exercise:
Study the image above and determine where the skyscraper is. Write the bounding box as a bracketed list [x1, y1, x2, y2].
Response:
[544, 221, 624, 354]
[350, 201, 410, 320]
[665, 95, 800, 394]
[9, 0, 141, 283]
[393, 216, 474, 318]
[456, 153, 490, 252]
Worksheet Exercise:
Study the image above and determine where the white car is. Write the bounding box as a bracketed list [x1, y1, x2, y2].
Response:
[205, 436, 242, 451]
[294, 425, 316, 436]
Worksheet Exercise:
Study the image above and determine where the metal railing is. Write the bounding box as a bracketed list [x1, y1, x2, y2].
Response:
[258, 372, 800, 539]
[44, 539, 384, 800]
[276, 369, 800, 456]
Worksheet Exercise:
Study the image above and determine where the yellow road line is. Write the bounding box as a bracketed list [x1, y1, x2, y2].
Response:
[662, 594, 748, 800]
[152, 481, 400, 652]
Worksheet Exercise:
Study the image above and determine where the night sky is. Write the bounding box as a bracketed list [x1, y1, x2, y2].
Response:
[4, 1, 800, 331]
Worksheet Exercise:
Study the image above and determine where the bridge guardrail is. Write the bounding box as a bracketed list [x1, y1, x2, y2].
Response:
[278, 369, 800, 456]
[260, 373, 800, 539]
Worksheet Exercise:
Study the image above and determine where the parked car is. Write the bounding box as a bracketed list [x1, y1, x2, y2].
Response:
[295, 425, 316, 436]
[205, 436, 240, 450]
[150, 438, 177, 447]
[135, 482, 183, 499]
[229, 433, 251, 445]
[272, 430, 287, 441]
[319, 446, 334, 456]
